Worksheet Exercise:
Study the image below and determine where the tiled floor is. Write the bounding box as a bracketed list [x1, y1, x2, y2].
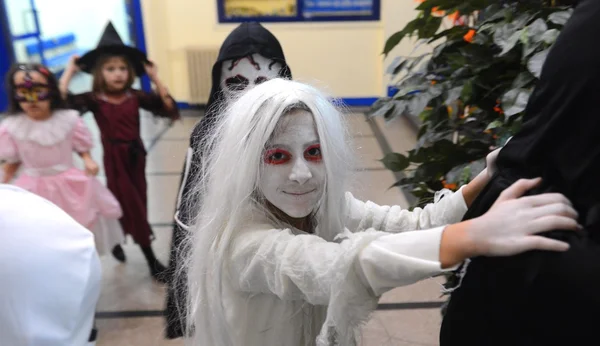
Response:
[82, 108, 446, 346]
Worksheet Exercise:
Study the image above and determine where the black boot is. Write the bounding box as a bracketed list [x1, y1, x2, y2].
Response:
[140, 245, 169, 283]
[111, 244, 127, 263]
[89, 320, 98, 343]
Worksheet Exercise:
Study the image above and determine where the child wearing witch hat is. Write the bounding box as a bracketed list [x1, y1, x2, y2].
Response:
[59, 22, 180, 282]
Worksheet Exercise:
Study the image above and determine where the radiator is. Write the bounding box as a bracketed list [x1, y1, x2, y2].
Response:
[185, 47, 219, 104]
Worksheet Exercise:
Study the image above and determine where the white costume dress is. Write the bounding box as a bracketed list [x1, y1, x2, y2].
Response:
[0, 184, 101, 346]
[200, 188, 468, 345]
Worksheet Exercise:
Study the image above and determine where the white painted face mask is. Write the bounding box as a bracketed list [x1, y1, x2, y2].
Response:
[259, 110, 325, 219]
[220, 54, 283, 100]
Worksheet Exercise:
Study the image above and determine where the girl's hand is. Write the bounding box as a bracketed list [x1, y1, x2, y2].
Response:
[466, 177, 580, 257]
[84, 158, 99, 176]
[66, 55, 80, 75]
[144, 61, 158, 80]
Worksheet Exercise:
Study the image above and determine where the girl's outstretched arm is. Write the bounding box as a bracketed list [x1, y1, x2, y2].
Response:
[59, 55, 80, 100]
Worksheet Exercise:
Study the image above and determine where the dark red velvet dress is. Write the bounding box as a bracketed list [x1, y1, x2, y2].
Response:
[68, 90, 179, 246]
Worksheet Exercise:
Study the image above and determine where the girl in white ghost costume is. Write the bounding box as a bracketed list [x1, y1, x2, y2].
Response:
[182, 79, 580, 346]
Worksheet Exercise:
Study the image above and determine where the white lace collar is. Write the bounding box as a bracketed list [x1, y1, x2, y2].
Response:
[2, 109, 79, 146]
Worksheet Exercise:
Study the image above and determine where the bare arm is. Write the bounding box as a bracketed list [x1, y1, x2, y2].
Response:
[145, 62, 175, 111]
[152, 76, 175, 111]
[76, 152, 99, 176]
[461, 168, 491, 207]
[59, 55, 80, 100]
[2, 162, 21, 183]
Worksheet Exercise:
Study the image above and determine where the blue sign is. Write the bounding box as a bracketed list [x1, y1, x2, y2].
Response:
[303, 0, 374, 17]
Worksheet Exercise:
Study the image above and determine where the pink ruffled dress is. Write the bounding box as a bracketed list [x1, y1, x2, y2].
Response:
[0, 109, 124, 255]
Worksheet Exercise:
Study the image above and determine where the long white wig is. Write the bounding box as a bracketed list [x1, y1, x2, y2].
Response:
[184, 78, 356, 345]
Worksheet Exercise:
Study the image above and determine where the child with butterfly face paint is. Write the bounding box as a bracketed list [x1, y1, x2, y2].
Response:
[0, 63, 124, 256]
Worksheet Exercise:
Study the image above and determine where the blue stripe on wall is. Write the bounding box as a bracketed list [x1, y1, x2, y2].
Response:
[176, 102, 204, 110]
[129, 0, 151, 92]
[177, 97, 379, 110]
[0, 0, 14, 112]
[339, 97, 378, 107]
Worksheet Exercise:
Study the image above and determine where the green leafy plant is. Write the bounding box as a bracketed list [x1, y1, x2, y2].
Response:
[371, 0, 576, 209]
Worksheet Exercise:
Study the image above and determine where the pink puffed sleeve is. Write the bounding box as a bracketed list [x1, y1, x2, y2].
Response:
[0, 125, 20, 163]
[72, 117, 94, 153]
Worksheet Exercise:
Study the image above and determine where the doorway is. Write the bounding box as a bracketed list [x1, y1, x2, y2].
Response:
[0, 0, 148, 112]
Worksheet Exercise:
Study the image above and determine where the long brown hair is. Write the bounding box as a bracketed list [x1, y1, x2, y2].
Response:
[92, 55, 136, 93]
[5, 63, 65, 114]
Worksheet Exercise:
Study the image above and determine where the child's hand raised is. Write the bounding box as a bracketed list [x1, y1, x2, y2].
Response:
[144, 61, 158, 80]
[66, 55, 80, 74]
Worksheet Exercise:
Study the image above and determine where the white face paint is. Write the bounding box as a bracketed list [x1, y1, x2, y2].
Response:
[259, 110, 325, 219]
[220, 54, 283, 100]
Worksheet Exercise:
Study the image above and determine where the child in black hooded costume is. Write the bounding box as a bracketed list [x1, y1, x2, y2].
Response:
[164, 22, 292, 339]
[440, 1, 599, 345]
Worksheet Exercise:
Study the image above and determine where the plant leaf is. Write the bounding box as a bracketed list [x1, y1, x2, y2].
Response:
[520, 18, 548, 59]
[417, 122, 429, 139]
[380, 153, 410, 172]
[527, 49, 550, 78]
[386, 56, 407, 75]
[408, 92, 434, 118]
[479, 5, 509, 26]
[367, 97, 392, 117]
[541, 29, 560, 44]
[445, 162, 470, 184]
[445, 86, 463, 105]
[511, 71, 535, 89]
[413, 161, 445, 181]
[419, 16, 443, 39]
[525, 18, 548, 44]
[548, 9, 573, 26]
[492, 12, 532, 56]
[406, 53, 432, 73]
[485, 120, 504, 130]
[384, 31, 409, 57]
[502, 88, 531, 117]
[428, 26, 469, 43]
[383, 18, 422, 56]
[461, 80, 474, 103]
[494, 28, 522, 56]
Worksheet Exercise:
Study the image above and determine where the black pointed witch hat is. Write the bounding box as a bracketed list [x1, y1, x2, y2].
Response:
[77, 22, 149, 76]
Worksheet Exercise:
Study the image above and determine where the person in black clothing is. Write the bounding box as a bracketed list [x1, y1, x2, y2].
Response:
[440, 1, 600, 345]
[164, 22, 292, 339]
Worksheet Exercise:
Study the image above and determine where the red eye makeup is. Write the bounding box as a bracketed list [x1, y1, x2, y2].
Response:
[304, 144, 322, 162]
[264, 148, 291, 165]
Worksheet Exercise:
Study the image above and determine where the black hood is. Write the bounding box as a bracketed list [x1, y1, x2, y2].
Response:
[206, 22, 292, 115]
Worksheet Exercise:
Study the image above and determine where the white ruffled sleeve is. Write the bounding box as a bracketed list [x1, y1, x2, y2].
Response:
[229, 223, 452, 345]
[72, 117, 94, 153]
[345, 187, 468, 234]
[0, 125, 19, 163]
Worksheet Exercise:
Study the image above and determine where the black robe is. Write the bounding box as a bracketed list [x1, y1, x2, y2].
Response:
[440, 1, 600, 345]
[164, 22, 292, 339]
